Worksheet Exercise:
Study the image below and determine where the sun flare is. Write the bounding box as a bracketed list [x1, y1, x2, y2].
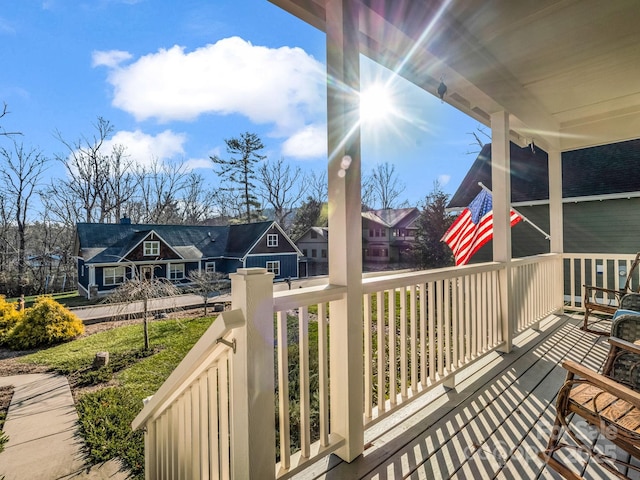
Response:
[359, 84, 395, 123]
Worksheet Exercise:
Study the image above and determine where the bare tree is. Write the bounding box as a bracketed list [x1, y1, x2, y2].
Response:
[366, 162, 406, 210]
[181, 173, 217, 224]
[188, 270, 227, 316]
[308, 170, 328, 203]
[107, 271, 180, 350]
[52, 117, 114, 223]
[0, 142, 49, 294]
[466, 125, 491, 155]
[134, 160, 188, 224]
[211, 132, 266, 223]
[259, 157, 305, 229]
[0, 103, 21, 137]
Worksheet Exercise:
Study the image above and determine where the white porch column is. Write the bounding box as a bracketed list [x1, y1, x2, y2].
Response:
[325, 0, 364, 462]
[548, 149, 563, 254]
[491, 111, 513, 353]
[229, 267, 275, 479]
[548, 149, 565, 311]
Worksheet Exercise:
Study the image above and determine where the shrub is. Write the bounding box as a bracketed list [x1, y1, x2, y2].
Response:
[0, 296, 22, 345]
[6, 296, 84, 350]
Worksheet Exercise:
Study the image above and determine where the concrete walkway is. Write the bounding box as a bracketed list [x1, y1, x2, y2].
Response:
[0, 373, 129, 480]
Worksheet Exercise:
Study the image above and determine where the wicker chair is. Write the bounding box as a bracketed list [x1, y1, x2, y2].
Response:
[539, 360, 640, 479]
[603, 311, 640, 390]
[582, 253, 640, 333]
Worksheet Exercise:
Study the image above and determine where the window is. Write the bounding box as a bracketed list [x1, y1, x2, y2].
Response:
[310, 229, 318, 239]
[169, 264, 185, 280]
[321, 249, 327, 258]
[375, 229, 380, 237]
[267, 234, 278, 247]
[104, 266, 126, 286]
[266, 261, 280, 276]
[205, 262, 216, 273]
[144, 241, 160, 256]
[369, 229, 374, 237]
[302, 249, 307, 257]
[381, 229, 386, 237]
[312, 249, 317, 258]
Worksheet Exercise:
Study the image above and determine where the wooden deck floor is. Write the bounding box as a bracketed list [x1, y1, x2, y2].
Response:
[295, 313, 640, 480]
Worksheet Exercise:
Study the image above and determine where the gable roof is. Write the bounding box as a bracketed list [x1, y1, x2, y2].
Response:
[76, 221, 277, 264]
[361, 208, 420, 228]
[448, 138, 640, 209]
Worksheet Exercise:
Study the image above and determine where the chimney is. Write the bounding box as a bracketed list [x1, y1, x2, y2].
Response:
[120, 217, 131, 225]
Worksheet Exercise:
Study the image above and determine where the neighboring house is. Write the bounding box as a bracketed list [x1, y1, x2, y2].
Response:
[75, 219, 302, 298]
[447, 138, 640, 262]
[296, 227, 329, 276]
[362, 208, 420, 264]
[295, 208, 421, 275]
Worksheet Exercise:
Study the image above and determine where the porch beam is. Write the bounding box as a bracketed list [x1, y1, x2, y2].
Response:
[491, 111, 513, 353]
[325, 0, 364, 463]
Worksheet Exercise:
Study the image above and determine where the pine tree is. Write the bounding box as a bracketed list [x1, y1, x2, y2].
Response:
[211, 132, 266, 223]
[411, 182, 455, 269]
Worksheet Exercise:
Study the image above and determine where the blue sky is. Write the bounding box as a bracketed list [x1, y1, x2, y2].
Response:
[0, 0, 483, 210]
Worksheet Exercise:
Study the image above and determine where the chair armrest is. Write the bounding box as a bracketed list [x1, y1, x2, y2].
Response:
[562, 360, 640, 409]
[583, 285, 622, 296]
[608, 337, 640, 356]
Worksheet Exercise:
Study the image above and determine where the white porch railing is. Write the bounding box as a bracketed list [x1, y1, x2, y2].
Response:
[134, 255, 569, 479]
[563, 253, 640, 311]
[131, 308, 244, 479]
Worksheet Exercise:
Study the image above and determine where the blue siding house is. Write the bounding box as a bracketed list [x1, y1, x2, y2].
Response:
[74, 220, 302, 298]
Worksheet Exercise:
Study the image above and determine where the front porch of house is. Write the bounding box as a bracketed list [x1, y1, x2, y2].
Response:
[296, 312, 614, 480]
[131, 253, 640, 479]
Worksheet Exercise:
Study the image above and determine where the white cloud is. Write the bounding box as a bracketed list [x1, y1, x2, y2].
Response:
[104, 129, 186, 168]
[94, 36, 325, 136]
[281, 124, 327, 159]
[92, 50, 133, 68]
[438, 174, 451, 186]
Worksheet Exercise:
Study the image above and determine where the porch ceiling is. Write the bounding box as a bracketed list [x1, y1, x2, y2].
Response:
[269, 0, 640, 152]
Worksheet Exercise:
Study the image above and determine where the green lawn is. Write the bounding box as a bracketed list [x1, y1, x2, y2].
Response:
[22, 315, 216, 478]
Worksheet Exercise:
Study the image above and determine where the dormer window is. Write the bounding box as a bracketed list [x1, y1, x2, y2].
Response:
[267, 234, 278, 247]
[144, 241, 160, 256]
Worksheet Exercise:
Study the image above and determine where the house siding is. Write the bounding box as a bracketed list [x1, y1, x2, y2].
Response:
[245, 253, 299, 279]
[251, 226, 298, 254]
[469, 198, 640, 263]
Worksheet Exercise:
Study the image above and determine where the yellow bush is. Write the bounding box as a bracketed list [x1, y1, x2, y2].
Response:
[0, 295, 22, 345]
[7, 296, 84, 350]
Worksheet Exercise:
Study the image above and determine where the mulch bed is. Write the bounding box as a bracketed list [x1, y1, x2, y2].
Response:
[0, 385, 13, 432]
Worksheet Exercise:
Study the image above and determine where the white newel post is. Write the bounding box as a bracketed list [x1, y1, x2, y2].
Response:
[491, 111, 513, 353]
[326, 0, 364, 462]
[229, 267, 275, 479]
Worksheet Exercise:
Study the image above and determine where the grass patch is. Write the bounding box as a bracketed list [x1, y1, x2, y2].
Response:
[21, 315, 216, 478]
[6, 292, 100, 309]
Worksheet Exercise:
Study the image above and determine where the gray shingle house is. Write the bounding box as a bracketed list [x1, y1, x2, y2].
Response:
[75, 220, 302, 298]
[448, 138, 640, 262]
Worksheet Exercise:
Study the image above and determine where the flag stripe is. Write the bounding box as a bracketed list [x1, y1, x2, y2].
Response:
[442, 189, 522, 266]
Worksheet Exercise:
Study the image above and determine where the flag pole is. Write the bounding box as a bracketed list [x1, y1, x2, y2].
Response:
[478, 182, 550, 240]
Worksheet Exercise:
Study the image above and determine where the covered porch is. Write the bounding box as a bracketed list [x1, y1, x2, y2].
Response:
[132, 1, 640, 478]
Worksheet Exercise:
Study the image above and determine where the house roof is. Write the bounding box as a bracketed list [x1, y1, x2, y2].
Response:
[448, 138, 640, 208]
[76, 221, 275, 264]
[361, 208, 419, 228]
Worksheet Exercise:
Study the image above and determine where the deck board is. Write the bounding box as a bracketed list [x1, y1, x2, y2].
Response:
[294, 314, 636, 480]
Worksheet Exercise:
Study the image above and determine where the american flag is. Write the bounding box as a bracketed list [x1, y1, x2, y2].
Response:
[442, 189, 522, 266]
